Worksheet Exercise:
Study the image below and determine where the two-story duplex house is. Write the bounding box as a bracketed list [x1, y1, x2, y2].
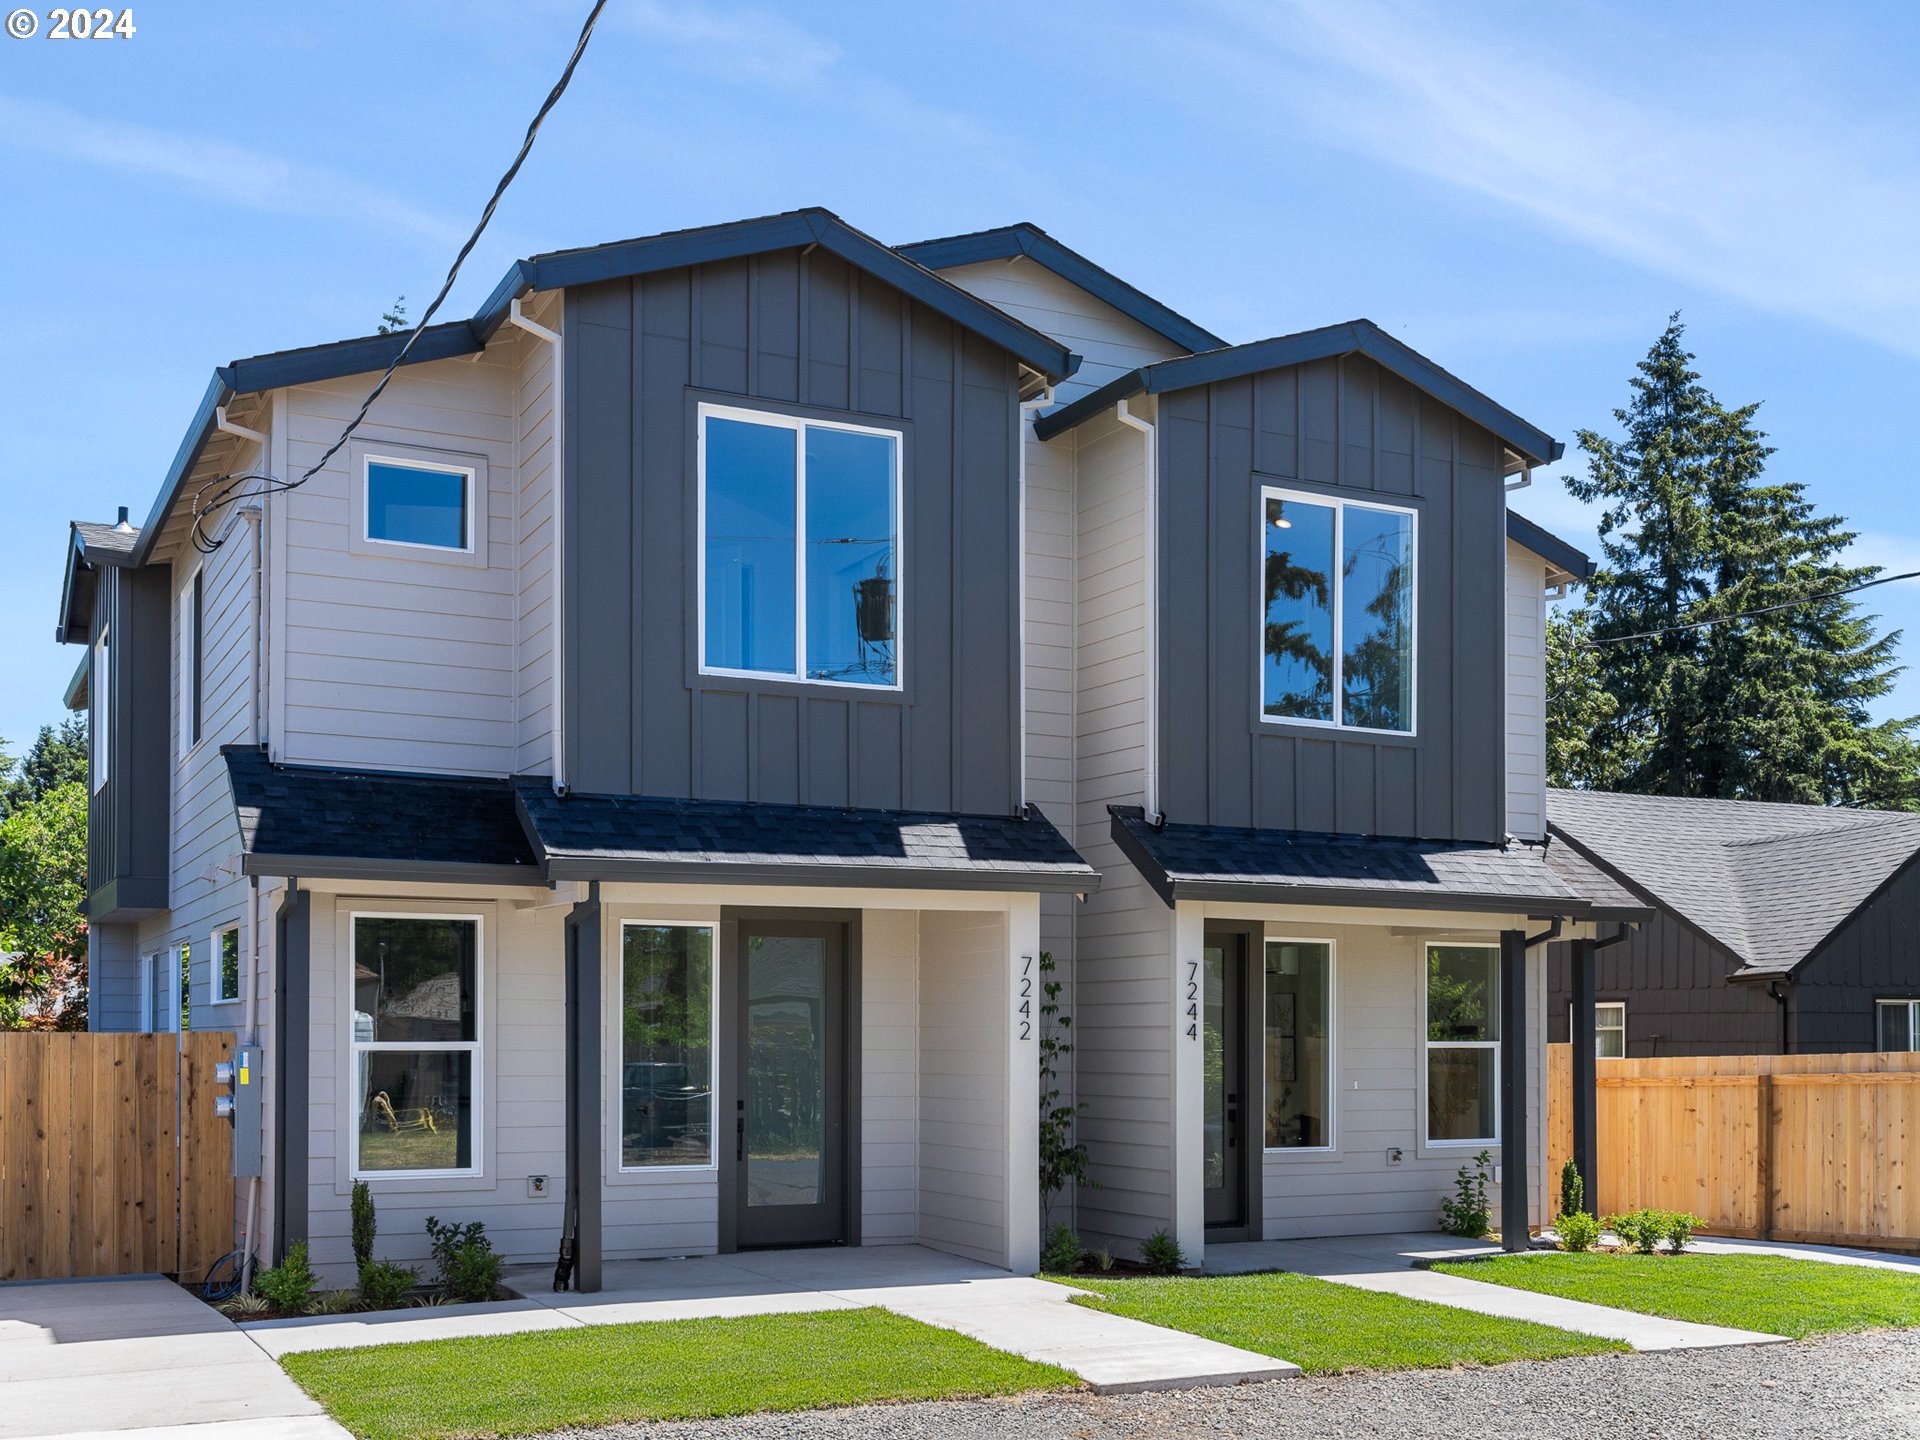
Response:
[56, 208, 1638, 1289]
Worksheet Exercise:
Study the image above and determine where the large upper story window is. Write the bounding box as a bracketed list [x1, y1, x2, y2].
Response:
[1261, 488, 1415, 733]
[364, 456, 475, 552]
[700, 405, 901, 689]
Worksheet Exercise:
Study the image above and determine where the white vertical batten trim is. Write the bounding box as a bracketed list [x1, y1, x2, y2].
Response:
[508, 295, 567, 790]
[1114, 399, 1160, 822]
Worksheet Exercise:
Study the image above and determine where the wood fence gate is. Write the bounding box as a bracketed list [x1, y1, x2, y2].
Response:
[0, 1031, 235, 1282]
[1549, 1045, 1920, 1252]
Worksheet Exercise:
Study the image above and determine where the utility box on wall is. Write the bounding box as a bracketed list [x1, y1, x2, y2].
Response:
[217, 1043, 264, 1178]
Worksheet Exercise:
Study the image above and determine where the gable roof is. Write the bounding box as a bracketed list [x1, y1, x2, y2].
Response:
[1507, 510, 1593, 583]
[56, 514, 142, 644]
[1548, 788, 1920, 977]
[1032, 320, 1562, 469]
[118, 209, 1081, 572]
[896, 223, 1228, 355]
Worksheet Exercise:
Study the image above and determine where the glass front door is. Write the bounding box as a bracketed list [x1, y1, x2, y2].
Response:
[1202, 932, 1249, 1232]
[734, 921, 847, 1248]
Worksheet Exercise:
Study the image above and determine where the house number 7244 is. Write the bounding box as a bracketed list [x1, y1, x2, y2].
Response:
[1186, 960, 1199, 1040]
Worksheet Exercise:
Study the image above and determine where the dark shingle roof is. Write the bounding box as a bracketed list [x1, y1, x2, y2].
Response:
[517, 785, 1099, 894]
[1548, 788, 1920, 976]
[72, 519, 140, 562]
[224, 746, 540, 884]
[1111, 806, 1649, 917]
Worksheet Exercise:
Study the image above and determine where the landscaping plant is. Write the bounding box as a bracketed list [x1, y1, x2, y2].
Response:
[1036, 951, 1094, 1227]
[425, 1216, 503, 1302]
[1556, 1210, 1602, 1253]
[1140, 1229, 1186, 1275]
[1039, 1222, 1085, 1275]
[255, 1240, 318, 1315]
[1439, 1150, 1493, 1238]
[1665, 1211, 1702, 1253]
[350, 1180, 376, 1270]
[1558, 1158, 1585, 1220]
[359, 1259, 419, 1310]
[1607, 1209, 1667, 1255]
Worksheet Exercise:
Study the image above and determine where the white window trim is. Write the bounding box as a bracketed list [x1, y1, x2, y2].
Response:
[212, 924, 241, 1005]
[1262, 935, 1338, 1156]
[1256, 485, 1418, 736]
[1422, 941, 1500, 1147]
[1878, 997, 1920, 1052]
[92, 624, 109, 793]
[362, 453, 479, 555]
[1595, 1000, 1626, 1059]
[610, 919, 719, 1175]
[348, 910, 486, 1182]
[139, 949, 177, 1034]
[180, 566, 204, 759]
[695, 401, 906, 693]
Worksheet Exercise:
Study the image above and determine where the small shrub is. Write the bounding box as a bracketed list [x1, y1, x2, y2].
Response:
[1089, 1245, 1115, 1273]
[1607, 1209, 1666, 1255]
[1558, 1158, 1585, 1220]
[425, 1216, 503, 1302]
[1040, 1222, 1085, 1275]
[254, 1240, 318, 1314]
[219, 1292, 275, 1320]
[311, 1288, 358, 1316]
[358, 1259, 419, 1310]
[1665, 1211, 1702, 1253]
[1140, 1229, 1186, 1275]
[1439, 1150, 1494, 1238]
[1556, 1209, 1602, 1253]
[350, 1180, 376, 1270]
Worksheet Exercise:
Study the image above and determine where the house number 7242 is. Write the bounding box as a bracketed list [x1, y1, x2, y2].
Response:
[1017, 954, 1033, 1041]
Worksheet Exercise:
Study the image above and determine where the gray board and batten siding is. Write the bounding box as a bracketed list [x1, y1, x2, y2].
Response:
[1155, 352, 1510, 845]
[563, 246, 1028, 817]
[88, 561, 173, 920]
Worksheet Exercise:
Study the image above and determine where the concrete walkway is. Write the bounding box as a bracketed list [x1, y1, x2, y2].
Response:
[1207, 1233, 1788, 1351]
[252, 1244, 1299, 1393]
[0, 1276, 346, 1440]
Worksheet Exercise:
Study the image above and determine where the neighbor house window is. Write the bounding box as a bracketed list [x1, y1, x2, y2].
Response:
[1265, 940, 1333, 1150]
[182, 568, 204, 752]
[1596, 1001, 1626, 1059]
[700, 405, 902, 688]
[619, 923, 715, 1169]
[214, 926, 241, 1005]
[1426, 944, 1498, 1143]
[1878, 999, 1920, 1052]
[364, 456, 474, 551]
[93, 625, 109, 792]
[351, 915, 481, 1176]
[1260, 489, 1415, 732]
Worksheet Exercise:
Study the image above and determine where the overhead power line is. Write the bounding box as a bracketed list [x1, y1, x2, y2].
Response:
[1579, 569, 1920, 648]
[191, 0, 609, 554]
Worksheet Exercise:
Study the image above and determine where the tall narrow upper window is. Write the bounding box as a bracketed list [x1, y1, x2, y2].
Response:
[183, 569, 204, 752]
[92, 624, 110, 793]
[1261, 490, 1415, 732]
[351, 915, 481, 1176]
[620, 923, 715, 1169]
[702, 406, 901, 688]
[364, 457, 474, 551]
[1595, 1001, 1627, 1059]
[1265, 940, 1333, 1150]
[1426, 944, 1498, 1143]
[215, 925, 241, 1005]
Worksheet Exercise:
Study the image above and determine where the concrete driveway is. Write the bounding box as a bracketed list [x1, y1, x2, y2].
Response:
[0, 1276, 345, 1440]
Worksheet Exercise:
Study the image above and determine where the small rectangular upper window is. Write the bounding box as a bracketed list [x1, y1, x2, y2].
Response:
[92, 624, 110, 793]
[1879, 999, 1920, 1053]
[1261, 488, 1415, 733]
[700, 405, 902, 689]
[365, 457, 474, 552]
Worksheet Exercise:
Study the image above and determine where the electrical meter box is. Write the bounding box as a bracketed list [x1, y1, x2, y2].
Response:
[215, 1044, 264, 1178]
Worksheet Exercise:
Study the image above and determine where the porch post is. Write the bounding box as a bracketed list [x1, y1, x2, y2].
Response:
[564, 884, 603, 1293]
[1570, 936, 1599, 1215]
[1007, 895, 1042, 1274]
[1498, 928, 1529, 1252]
[271, 881, 309, 1262]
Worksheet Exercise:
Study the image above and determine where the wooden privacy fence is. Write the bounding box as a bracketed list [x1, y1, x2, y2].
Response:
[0, 1031, 234, 1282]
[1548, 1045, 1920, 1251]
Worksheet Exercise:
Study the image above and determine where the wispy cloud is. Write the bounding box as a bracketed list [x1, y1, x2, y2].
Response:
[619, 0, 841, 87]
[0, 94, 466, 248]
[1186, 0, 1920, 358]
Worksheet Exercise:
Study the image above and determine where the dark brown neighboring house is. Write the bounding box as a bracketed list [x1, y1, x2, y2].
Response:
[1546, 788, 1920, 1056]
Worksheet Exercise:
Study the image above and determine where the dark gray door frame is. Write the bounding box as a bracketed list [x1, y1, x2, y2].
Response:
[1202, 919, 1263, 1243]
[717, 907, 862, 1254]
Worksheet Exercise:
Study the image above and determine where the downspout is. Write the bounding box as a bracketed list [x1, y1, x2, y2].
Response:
[1767, 979, 1791, 1055]
[1114, 399, 1161, 823]
[507, 297, 566, 791]
[1016, 383, 1055, 813]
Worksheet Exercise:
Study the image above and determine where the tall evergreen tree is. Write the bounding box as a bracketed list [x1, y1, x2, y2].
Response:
[1552, 316, 1916, 806]
[1, 718, 87, 817]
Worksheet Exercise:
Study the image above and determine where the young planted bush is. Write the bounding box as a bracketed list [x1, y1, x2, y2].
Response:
[1664, 1211, 1702, 1253]
[1140, 1229, 1187, 1275]
[425, 1216, 503, 1302]
[254, 1240, 318, 1315]
[1040, 1223, 1085, 1275]
[1607, 1209, 1667, 1255]
[1439, 1151, 1494, 1238]
[358, 1259, 419, 1310]
[350, 1180, 376, 1270]
[1558, 1158, 1585, 1220]
[1556, 1210, 1602, 1253]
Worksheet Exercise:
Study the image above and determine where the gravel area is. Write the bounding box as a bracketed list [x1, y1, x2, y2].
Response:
[552, 1329, 1920, 1440]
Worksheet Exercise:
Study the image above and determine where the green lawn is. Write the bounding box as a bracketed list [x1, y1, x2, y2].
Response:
[1430, 1252, 1920, 1339]
[280, 1308, 1077, 1440]
[1056, 1272, 1626, 1374]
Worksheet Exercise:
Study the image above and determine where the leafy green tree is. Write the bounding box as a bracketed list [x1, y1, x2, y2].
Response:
[1, 719, 87, 817]
[0, 781, 88, 1029]
[1554, 316, 1916, 805]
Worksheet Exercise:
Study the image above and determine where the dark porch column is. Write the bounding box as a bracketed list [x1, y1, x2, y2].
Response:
[1499, 928, 1529, 1252]
[1570, 937, 1599, 1216]
[564, 884, 603, 1293]
[272, 880, 310, 1262]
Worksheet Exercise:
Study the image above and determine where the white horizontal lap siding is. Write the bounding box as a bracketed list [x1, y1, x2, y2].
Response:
[861, 909, 918, 1245]
[1505, 542, 1548, 841]
[306, 895, 565, 1287]
[278, 356, 520, 777]
[917, 911, 1008, 1266]
[515, 293, 560, 777]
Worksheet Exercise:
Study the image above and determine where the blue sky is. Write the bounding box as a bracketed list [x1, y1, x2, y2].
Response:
[4, 0, 1918, 753]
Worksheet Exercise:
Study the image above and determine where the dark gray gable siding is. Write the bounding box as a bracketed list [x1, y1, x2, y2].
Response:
[565, 247, 1023, 815]
[88, 563, 172, 919]
[1547, 913, 1780, 1057]
[1793, 854, 1920, 1052]
[1157, 353, 1507, 843]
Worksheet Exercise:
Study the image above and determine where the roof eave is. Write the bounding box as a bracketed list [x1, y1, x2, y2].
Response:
[239, 852, 546, 888]
[1507, 510, 1595, 582]
[541, 853, 1100, 895]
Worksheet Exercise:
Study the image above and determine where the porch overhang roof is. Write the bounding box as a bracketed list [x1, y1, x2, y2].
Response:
[223, 747, 1099, 895]
[1110, 806, 1650, 918]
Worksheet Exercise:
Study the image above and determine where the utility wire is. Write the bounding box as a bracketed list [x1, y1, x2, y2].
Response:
[192, 0, 609, 554]
[1578, 569, 1920, 648]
